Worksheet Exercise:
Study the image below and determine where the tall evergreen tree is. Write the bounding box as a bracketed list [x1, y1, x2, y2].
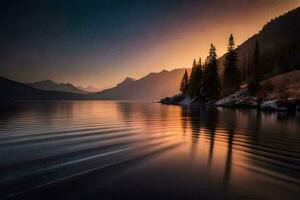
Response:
[195, 57, 203, 95]
[202, 44, 221, 100]
[180, 70, 189, 95]
[248, 39, 261, 94]
[198, 57, 202, 68]
[188, 59, 202, 97]
[223, 34, 241, 90]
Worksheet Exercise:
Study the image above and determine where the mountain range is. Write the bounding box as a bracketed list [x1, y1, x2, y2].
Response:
[0, 69, 189, 101]
[1, 7, 299, 101]
[28, 80, 88, 94]
[0, 77, 86, 101]
[93, 69, 190, 101]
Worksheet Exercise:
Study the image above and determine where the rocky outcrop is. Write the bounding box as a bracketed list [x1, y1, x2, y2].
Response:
[214, 89, 259, 108]
[261, 99, 300, 111]
[160, 94, 198, 105]
[160, 94, 185, 105]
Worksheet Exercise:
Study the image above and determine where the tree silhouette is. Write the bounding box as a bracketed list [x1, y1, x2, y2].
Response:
[188, 58, 203, 97]
[201, 44, 221, 101]
[180, 70, 189, 95]
[223, 34, 241, 91]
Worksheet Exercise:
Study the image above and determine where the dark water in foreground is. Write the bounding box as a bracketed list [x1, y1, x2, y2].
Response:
[0, 101, 300, 200]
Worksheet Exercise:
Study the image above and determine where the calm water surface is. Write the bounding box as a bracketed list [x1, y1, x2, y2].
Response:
[0, 101, 300, 200]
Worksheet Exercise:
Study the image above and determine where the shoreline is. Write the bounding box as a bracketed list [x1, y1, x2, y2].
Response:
[160, 94, 300, 112]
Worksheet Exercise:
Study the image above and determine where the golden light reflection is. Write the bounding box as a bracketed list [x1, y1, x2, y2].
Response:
[25, 101, 300, 189]
[1, 101, 300, 198]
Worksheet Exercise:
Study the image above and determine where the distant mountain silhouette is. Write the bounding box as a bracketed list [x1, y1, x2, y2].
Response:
[116, 77, 136, 87]
[219, 7, 300, 79]
[94, 69, 190, 101]
[0, 76, 86, 100]
[28, 80, 87, 94]
[0, 69, 187, 101]
[76, 85, 101, 93]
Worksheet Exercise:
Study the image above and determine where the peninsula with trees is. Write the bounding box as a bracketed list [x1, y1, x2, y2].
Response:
[161, 7, 300, 111]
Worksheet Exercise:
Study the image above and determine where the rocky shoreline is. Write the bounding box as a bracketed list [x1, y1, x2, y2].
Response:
[160, 90, 300, 112]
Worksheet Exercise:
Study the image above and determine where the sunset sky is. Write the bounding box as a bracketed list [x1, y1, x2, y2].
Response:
[1, 0, 299, 88]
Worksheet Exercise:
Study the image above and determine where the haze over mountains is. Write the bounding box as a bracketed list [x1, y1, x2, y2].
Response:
[0, 69, 187, 101]
[0, 77, 86, 100]
[93, 69, 190, 101]
[0, 7, 299, 101]
[76, 85, 100, 93]
[24, 68, 193, 101]
[28, 80, 88, 94]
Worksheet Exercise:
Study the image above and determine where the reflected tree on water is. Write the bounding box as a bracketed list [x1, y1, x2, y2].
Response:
[205, 107, 219, 169]
[222, 109, 238, 187]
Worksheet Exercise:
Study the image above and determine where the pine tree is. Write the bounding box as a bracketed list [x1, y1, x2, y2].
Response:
[195, 57, 203, 95]
[198, 57, 202, 68]
[202, 44, 221, 100]
[248, 40, 261, 94]
[180, 70, 189, 95]
[223, 34, 241, 90]
[188, 58, 203, 97]
[188, 59, 198, 97]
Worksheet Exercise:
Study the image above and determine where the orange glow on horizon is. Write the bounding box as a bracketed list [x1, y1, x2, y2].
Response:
[103, 2, 300, 88]
[45, 1, 300, 89]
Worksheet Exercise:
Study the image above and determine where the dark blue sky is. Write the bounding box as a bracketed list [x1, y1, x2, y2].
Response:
[1, 0, 299, 88]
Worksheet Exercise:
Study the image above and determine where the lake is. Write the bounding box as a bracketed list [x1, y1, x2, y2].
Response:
[0, 101, 300, 200]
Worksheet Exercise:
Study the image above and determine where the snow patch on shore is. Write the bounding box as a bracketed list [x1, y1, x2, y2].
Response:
[261, 100, 288, 111]
[215, 89, 247, 106]
[179, 96, 197, 105]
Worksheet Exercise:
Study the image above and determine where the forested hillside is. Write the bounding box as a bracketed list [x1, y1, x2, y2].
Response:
[219, 7, 300, 80]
